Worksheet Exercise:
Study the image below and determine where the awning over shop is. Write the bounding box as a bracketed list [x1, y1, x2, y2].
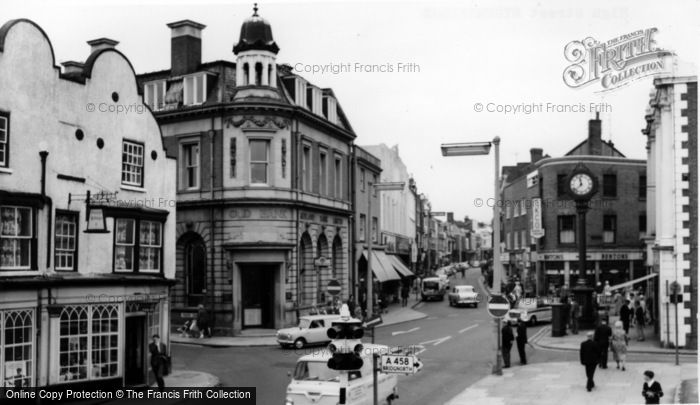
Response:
[387, 254, 414, 278]
[610, 273, 659, 291]
[362, 250, 401, 283]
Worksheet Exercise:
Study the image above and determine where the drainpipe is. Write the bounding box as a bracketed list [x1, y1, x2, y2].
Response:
[39, 148, 52, 269]
[349, 146, 358, 308]
[293, 115, 301, 321]
[208, 118, 216, 330]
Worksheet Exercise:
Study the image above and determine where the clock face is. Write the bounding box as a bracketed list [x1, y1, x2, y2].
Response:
[570, 173, 594, 196]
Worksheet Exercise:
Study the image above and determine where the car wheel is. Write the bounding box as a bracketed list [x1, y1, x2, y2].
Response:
[529, 316, 537, 326]
[448, 300, 453, 307]
[294, 338, 306, 349]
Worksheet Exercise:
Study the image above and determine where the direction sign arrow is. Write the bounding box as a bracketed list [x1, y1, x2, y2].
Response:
[391, 327, 420, 336]
[326, 279, 342, 296]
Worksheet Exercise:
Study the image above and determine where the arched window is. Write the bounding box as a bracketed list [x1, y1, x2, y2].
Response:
[242, 63, 249, 86]
[268, 63, 273, 86]
[299, 232, 313, 306]
[317, 234, 329, 303]
[255, 62, 263, 86]
[185, 238, 207, 307]
[59, 306, 88, 381]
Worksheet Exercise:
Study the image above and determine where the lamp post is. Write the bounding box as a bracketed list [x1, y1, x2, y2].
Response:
[441, 137, 502, 375]
[366, 181, 405, 319]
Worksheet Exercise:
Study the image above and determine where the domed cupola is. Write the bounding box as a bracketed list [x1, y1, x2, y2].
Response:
[233, 4, 279, 55]
[234, 4, 279, 87]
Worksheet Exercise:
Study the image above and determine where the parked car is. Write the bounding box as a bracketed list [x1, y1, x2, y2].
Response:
[448, 285, 480, 308]
[277, 314, 343, 349]
[421, 277, 446, 301]
[285, 344, 399, 405]
[504, 297, 553, 325]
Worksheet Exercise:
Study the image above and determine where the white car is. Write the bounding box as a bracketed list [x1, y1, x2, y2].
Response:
[285, 344, 398, 405]
[504, 297, 553, 325]
[277, 314, 343, 349]
[448, 285, 480, 308]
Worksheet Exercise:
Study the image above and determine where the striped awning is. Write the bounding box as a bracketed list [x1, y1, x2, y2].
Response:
[362, 250, 401, 283]
[387, 254, 414, 278]
[610, 273, 659, 291]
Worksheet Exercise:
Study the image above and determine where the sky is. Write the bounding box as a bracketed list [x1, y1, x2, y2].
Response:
[4, 0, 699, 223]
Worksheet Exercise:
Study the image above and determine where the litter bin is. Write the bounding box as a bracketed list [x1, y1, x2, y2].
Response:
[551, 303, 567, 337]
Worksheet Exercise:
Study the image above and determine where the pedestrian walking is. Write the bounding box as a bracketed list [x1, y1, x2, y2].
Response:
[603, 280, 612, 297]
[570, 299, 581, 334]
[634, 301, 646, 341]
[401, 284, 409, 307]
[149, 334, 168, 390]
[501, 320, 514, 368]
[642, 370, 663, 404]
[516, 319, 528, 365]
[646, 296, 654, 324]
[594, 320, 612, 369]
[580, 331, 600, 392]
[620, 299, 632, 334]
[196, 304, 210, 338]
[611, 320, 628, 371]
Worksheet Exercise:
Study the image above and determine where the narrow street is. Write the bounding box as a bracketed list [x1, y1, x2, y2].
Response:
[172, 268, 695, 404]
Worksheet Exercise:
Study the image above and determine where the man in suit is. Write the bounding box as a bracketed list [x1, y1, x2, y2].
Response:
[642, 370, 663, 404]
[594, 320, 613, 369]
[502, 321, 514, 368]
[516, 319, 528, 365]
[149, 334, 168, 390]
[580, 331, 600, 392]
[570, 300, 581, 334]
[620, 300, 632, 334]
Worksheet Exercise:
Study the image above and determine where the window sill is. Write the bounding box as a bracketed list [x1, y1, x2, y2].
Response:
[179, 187, 201, 192]
[0, 167, 13, 174]
[121, 185, 147, 193]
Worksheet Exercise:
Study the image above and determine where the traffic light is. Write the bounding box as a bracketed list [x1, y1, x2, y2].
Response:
[326, 304, 364, 371]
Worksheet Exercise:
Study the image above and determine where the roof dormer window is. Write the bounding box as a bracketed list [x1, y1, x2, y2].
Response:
[144, 80, 166, 111]
[183, 73, 208, 106]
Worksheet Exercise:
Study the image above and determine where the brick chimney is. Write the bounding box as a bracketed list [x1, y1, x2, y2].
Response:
[588, 112, 602, 156]
[61, 61, 84, 75]
[447, 212, 454, 223]
[167, 20, 206, 76]
[87, 38, 119, 53]
[530, 148, 543, 163]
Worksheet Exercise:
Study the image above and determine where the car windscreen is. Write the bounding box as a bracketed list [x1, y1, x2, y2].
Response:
[423, 281, 439, 289]
[456, 287, 474, 293]
[298, 319, 311, 329]
[294, 361, 340, 382]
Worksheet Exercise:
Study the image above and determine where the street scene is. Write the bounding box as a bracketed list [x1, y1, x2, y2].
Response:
[0, 1, 698, 404]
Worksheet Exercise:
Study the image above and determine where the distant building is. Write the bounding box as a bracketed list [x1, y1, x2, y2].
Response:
[0, 19, 176, 387]
[501, 115, 646, 296]
[136, 7, 355, 335]
[643, 75, 697, 349]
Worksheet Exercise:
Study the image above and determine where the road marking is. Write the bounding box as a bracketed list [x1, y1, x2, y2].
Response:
[414, 302, 424, 310]
[419, 336, 452, 346]
[392, 327, 420, 336]
[426, 316, 438, 320]
[459, 324, 479, 334]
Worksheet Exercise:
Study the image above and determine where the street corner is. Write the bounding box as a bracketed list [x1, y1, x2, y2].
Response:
[156, 370, 220, 388]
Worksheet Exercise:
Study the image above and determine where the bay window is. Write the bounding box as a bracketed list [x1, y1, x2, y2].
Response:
[1, 309, 33, 387]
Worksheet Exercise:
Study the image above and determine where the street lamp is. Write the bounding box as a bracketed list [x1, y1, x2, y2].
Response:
[366, 181, 405, 319]
[441, 137, 502, 375]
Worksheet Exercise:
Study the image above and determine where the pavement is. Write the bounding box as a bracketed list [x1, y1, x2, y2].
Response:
[445, 361, 698, 405]
[171, 292, 427, 347]
[149, 370, 220, 388]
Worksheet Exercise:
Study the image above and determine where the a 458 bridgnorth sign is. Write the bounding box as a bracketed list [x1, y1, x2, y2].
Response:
[563, 28, 675, 92]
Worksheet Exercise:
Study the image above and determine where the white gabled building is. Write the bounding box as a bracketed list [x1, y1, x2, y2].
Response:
[0, 19, 176, 387]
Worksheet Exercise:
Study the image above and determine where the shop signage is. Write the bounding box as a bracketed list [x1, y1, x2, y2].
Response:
[526, 170, 539, 188]
[535, 251, 643, 261]
[530, 198, 544, 239]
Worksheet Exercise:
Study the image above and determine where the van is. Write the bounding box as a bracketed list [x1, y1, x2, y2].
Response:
[285, 344, 399, 405]
[421, 277, 446, 301]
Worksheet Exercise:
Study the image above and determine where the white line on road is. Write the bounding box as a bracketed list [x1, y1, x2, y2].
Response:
[459, 324, 479, 334]
[419, 336, 452, 346]
[392, 327, 420, 336]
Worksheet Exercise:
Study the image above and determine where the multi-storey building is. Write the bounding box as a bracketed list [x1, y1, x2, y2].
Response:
[362, 144, 417, 267]
[501, 116, 646, 296]
[136, 8, 355, 335]
[0, 19, 176, 387]
[643, 75, 697, 349]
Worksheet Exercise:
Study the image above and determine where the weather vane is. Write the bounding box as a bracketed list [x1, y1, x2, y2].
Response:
[253, 3, 259, 16]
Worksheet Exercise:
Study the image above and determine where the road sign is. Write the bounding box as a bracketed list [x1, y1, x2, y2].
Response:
[379, 355, 422, 374]
[327, 279, 341, 296]
[530, 229, 545, 239]
[487, 295, 510, 318]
